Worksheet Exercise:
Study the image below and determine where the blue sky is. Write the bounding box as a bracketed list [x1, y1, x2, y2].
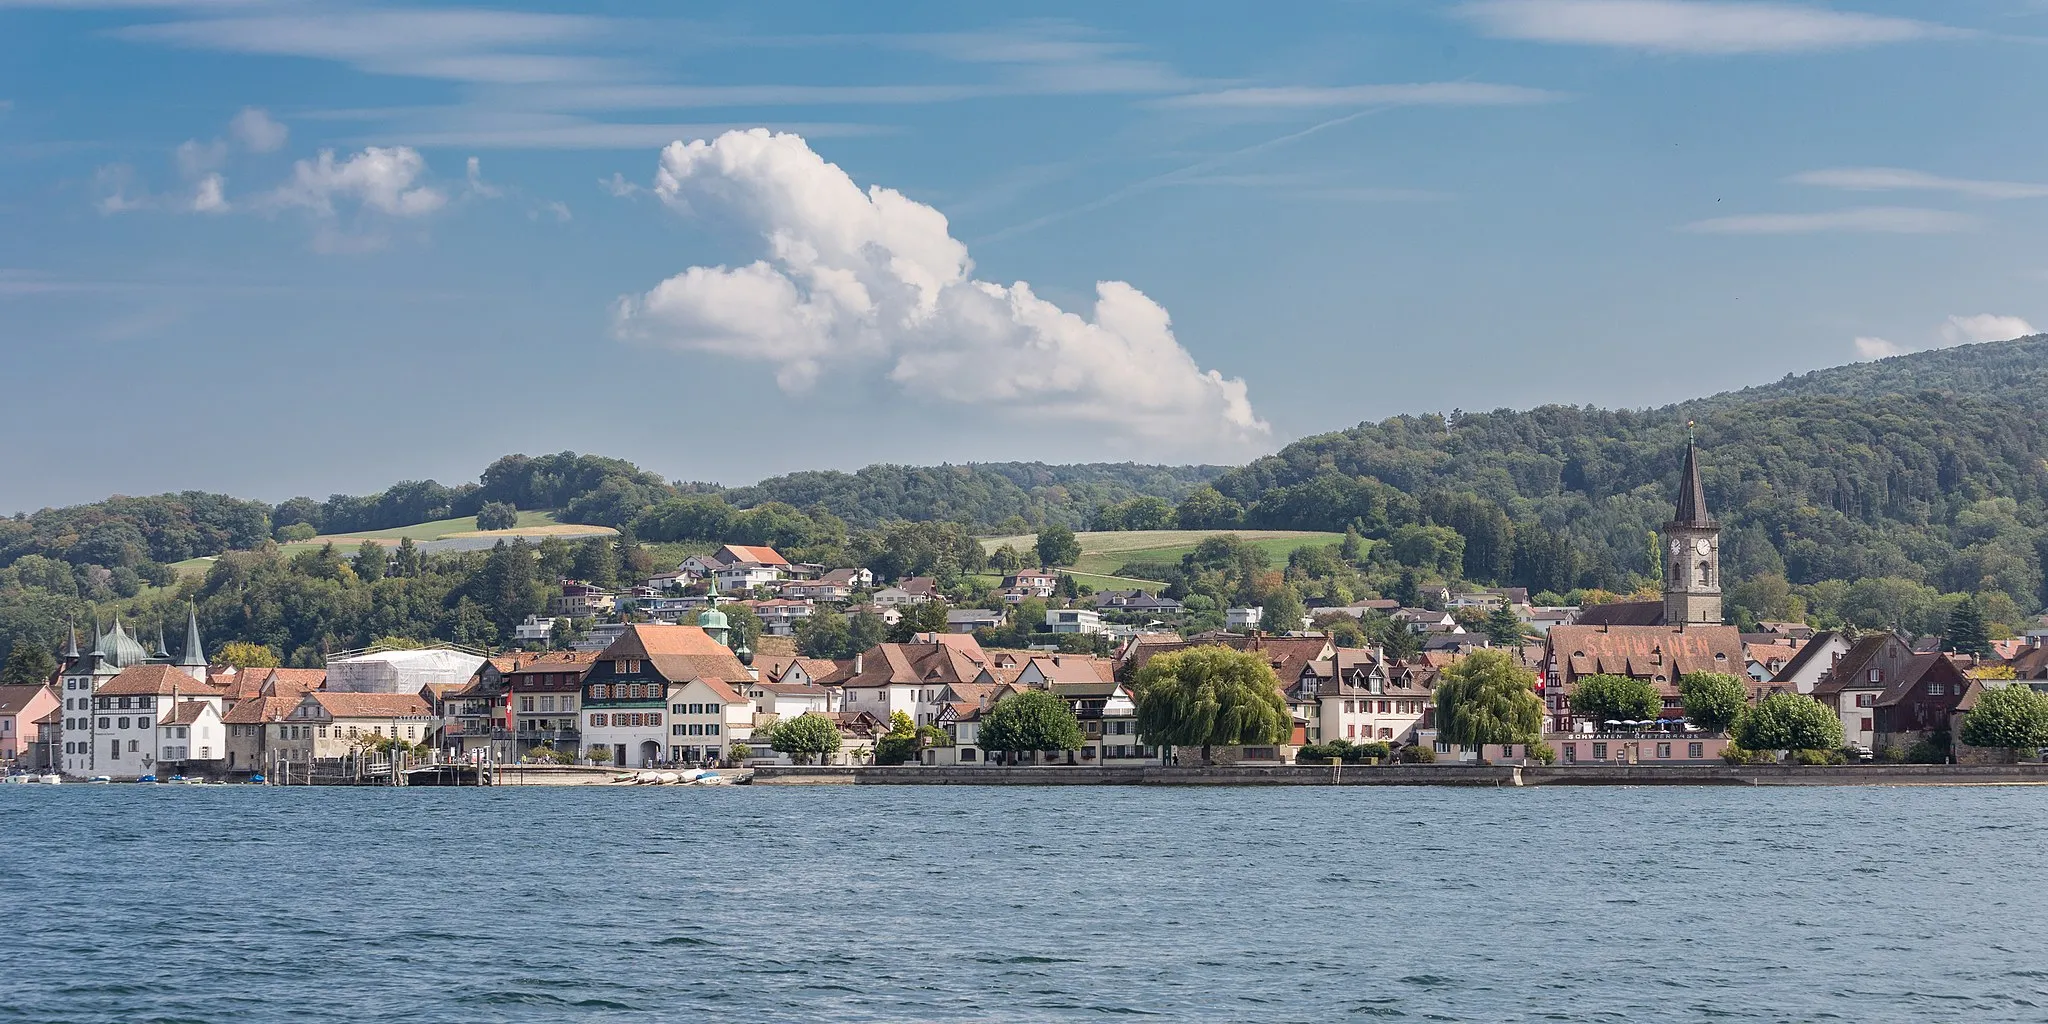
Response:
[4, 0, 2045, 512]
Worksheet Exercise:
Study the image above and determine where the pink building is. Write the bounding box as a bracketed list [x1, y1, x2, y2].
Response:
[0, 683, 61, 763]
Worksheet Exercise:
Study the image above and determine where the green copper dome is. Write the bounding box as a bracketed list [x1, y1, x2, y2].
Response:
[697, 604, 729, 631]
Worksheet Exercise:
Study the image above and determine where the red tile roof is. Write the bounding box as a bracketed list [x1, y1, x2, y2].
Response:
[222, 695, 300, 725]
[98, 665, 225, 698]
[1547, 624, 1744, 695]
[309, 692, 433, 719]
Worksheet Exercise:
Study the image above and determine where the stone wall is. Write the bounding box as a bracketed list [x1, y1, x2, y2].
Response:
[752, 763, 2048, 787]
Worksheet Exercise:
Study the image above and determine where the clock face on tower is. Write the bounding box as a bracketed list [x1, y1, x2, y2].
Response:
[1695, 538, 1712, 555]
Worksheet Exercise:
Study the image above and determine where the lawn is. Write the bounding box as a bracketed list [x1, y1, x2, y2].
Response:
[277, 510, 615, 556]
[979, 529, 1349, 581]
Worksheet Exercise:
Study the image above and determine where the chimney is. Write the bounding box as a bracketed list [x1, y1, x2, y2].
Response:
[854, 652, 864, 675]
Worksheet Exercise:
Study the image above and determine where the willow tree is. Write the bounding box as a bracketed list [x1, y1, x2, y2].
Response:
[1435, 649, 1544, 764]
[1131, 646, 1291, 765]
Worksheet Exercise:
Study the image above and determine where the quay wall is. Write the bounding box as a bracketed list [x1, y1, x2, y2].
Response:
[751, 763, 2048, 787]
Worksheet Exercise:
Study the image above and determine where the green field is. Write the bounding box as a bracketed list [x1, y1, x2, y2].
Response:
[980, 530, 1348, 581]
[273, 510, 615, 556]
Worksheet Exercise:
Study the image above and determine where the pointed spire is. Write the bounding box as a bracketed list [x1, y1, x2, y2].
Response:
[155, 622, 171, 660]
[179, 602, 207, 668]
[64, 619, 80, 660]
[1670, 430, 1714, 528]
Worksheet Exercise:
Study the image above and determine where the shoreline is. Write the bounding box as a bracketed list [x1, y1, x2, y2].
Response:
[749, 763, 2048, 788]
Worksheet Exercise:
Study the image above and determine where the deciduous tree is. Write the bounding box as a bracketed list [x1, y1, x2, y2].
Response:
[1568, 674, 1661, 724]
[1732, 692, 1843, 753]
[1435, 649, 1544, 762]
[766, 713, 843, 765]
[977, 689, 1085, 762]
[1131, 646, 1291, 765]
[1959, 683, 2048, 755]
[1678, 672, 1748, 732]
[1036, 524, 1081, 568]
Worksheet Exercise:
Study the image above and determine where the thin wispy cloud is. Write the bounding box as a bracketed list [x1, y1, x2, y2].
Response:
[1157, 82, 1563, 109]
[112, 9, 620, 85]
[1684, 206, 1977, 234]
[1792, 167, 2048, 200]
[1456, 0, 1964, 54]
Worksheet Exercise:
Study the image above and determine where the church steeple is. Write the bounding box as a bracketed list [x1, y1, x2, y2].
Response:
[1663, 424, 1723, 627]
[177, 602, 208, 679]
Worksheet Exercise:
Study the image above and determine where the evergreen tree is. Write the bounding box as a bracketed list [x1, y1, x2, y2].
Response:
[570, 537, 616, 587]
[1944, 596, 1993, 657]
[392, 536, 423, 578]
[1483, 603, 1525, 647]
[352, 540, 388, 582]
[0, 642, 57, 685]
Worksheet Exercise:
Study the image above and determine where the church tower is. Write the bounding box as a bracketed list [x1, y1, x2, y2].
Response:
[1663, 429, 1722, 626]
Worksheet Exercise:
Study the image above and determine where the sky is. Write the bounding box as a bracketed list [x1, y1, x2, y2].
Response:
[4, 0, 2046, 512]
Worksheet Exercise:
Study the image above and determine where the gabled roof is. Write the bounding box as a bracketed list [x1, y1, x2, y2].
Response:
[1769, 630, 1843, 683]
[1547, 624, 1743, 693]
[1121, 636, 1333, 686]
[163, 701, 216, 726]
[307, 691, 433, 719]
[221, 695, 300, 725]
[1572, 601, 1666, 627]
[1812, 634, 1905, 697]
[1026, 654, 1116, 685]
[1875, 653, 1971, 707]
[0, 684, 56, 716]
[709, 544, 789, 567]
[98, 664, 224, 698]
[844, 636, 988, 689]
[603, 623, 749, 696]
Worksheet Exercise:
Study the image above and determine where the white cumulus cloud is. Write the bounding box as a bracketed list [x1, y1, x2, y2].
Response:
[1852, 314, 2037, 360]
[229, 106, 288, 152]
[1942, 313, 2037, 346]
[266, 146, 447, 217]
[614, 129, 1269, 456]
[190, 173, 228, 213]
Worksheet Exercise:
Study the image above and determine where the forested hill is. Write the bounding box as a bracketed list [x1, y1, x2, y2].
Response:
[1206, 334, 2048, 615]
[1705, 334, 2048, 407]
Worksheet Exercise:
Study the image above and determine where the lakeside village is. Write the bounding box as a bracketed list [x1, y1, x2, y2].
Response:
[9, 442, 2048, 785]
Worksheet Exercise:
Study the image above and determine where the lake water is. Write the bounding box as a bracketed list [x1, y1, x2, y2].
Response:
[4, 784, 2046, 1022]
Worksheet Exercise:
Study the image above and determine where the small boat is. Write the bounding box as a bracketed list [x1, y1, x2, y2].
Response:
[0, 775, 30, 785]
[89, 776, 111, 784]
[166, 775, 184, 783]
[39, 774, 62, 785]
[247, 773, 266, 784]
[180, 777, 207, 785]
[138, 774, 159, 783]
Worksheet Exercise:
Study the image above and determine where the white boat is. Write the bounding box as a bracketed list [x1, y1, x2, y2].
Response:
[39, 775, 62, 784]
[1, 775, 31, 784]
[89, 776, 111, 784]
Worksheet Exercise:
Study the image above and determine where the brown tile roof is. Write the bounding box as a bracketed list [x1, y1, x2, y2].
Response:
[753, 681, 830, 696]
[264, 668, 328, 696]
[0, 684, 55, 716]
[1875, 653, 1971, 707]
[1811, 634, 1905, 697]
[309, 692, 433, 719]
[829, 710, 886, 738]
[1027, 654, 1116, 685]
[1122, 636, 1333, 687]
[845, 636, 988, 689]
[164, 701, 215, 726]
[222, 695, 300, 725]
[1571, 600, 1666, 627]
[1770, 630, 1844, 684]
[717, 544, 789, 567]
[1546, 624, 1744, 696]
[606, 624, 750, 701]
[98, 665, 226, 698]
[2009, 645, 2048, 681]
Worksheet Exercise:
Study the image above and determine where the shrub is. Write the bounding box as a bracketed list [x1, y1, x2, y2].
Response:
[1788, 748, 1844, 766]
[1722, 744, 1775, 765]
[1398, 745, 1436, 764]
[475, 501, 520, 531]
[1903, 734, 1950, 764]
[1524, 743, 1558, 765]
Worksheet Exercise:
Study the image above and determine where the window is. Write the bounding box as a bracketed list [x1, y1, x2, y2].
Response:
[1868, 668, 1882, 683]
[590, 713, 607, 727]
[118, 717, 130, 730]
[1688, 742, 1703, 759]
[646, 713, 661, 727]
[1860, 717, 1873, 732]
[1656, 743, 1672, 759]
[672, 704, 686, 715]
[127, 740, 138, 753]
[708, 724, 720, 736]
[1855, 693, 1877, 708]
[688, 724, 703, 736]
[591, 684, 609, 700]
[1378, 701, 1391, 714]
[98, 717, 111, 730]
[1928, 682, 1947, 696]
[540, 696, 556, 712]
[119, 697, 132, 709]
[1347, 724, 1356, 738]
[520, 697, 535, 712]
[1592, 742, 1608, 760]
[961, 748, 977, 762]
[672, 724, 685, 736]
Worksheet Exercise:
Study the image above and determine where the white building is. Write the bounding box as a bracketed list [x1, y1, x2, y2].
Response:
[1046, 608, 1105, 635]
[58, 613, 226, 780]
[1225, 607, 1263, 631]
[512, 614, 557, 645]
[326, 646, 488, 694]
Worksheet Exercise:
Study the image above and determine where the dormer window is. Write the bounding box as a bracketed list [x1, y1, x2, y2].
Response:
[1867, 669, 1882, 683]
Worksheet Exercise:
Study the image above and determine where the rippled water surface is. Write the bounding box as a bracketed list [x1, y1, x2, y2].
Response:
[4, 784, 2046, 1022]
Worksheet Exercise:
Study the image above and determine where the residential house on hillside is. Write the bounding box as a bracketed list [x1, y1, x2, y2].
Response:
[581, 623, 751, 767]
[1743, 639, 1805, 683]
[549, 581, 617, 618]
[783, 580, 853, 603]
[1047, 608, 1105, 635]
[1001, 571, 1059, 598]
[1225, 607, 1263, 631]
[744, 598, 814, 636]
[820, 567, 875, 589]
[926, 680, 1023, 765]
[1393, 608, 1461, 635]
[1091, 590, 1184, 614]
[947, 609, 1004, 634]
[874, 577, 940, 606]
